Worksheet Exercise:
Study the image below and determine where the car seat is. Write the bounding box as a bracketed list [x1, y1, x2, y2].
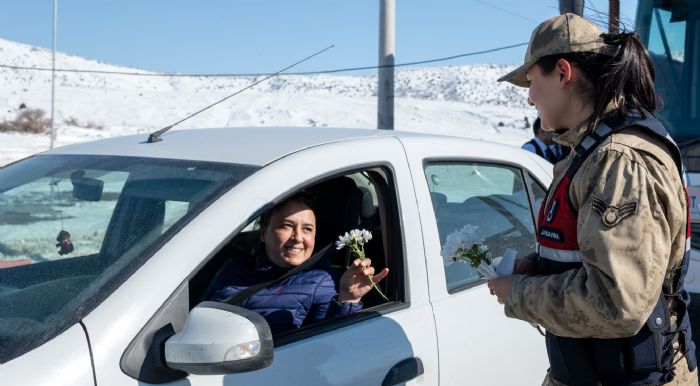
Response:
[306, 176, 363, 267]
[430, 191, 447, 211]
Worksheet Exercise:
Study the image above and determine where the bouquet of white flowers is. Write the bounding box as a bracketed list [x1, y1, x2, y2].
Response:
[441, 225, 516, 279]
[336, 229, 389, 301]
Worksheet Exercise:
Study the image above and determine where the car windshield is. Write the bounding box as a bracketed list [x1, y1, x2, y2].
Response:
[0, 154, 258, 363]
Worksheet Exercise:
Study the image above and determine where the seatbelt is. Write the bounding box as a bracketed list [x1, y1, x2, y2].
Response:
[224, 243, 335, 306]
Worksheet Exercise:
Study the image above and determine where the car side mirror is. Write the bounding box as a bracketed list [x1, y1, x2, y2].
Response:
[164, 301, 274, 375]
[71, 170, 103, 201]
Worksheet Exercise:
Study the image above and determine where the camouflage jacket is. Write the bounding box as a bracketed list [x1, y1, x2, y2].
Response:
[504, 120, 688, 338]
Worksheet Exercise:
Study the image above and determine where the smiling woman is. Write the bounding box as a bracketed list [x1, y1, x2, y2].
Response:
[204, 190, 389, 335]
[259, 193, 317, 268]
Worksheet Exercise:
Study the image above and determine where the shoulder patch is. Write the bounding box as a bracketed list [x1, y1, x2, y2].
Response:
[591, 196, 638, 227]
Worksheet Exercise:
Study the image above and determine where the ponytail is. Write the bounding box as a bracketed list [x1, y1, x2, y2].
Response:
[537, 32, 657, 131]
[598, 32, 656, 118]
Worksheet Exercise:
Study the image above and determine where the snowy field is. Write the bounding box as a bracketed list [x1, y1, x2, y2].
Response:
[0, 37, 535, 167]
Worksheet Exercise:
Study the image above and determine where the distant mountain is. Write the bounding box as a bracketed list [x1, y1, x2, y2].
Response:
[0, 38, 527, 106]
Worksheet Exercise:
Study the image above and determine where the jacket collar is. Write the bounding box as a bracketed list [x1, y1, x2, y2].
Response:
[553, 119, 590, 148]
[253, 245, 291, 281]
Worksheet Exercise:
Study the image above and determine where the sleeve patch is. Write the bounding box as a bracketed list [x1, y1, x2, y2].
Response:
[591, 196, 638, 227]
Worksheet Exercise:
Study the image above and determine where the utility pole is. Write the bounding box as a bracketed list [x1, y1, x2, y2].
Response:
[559, 0, 585, 15]
[609, 0, 620, 33]
[377, 0, 395, 130]
[50, 0, 57, 149]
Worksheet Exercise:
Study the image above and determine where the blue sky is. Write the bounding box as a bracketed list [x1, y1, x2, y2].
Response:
[0, 1, 638, 75]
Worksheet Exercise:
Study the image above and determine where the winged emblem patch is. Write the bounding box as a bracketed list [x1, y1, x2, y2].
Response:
[591, 196, 638, 227]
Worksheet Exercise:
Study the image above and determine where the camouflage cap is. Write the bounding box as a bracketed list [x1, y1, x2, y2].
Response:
[498, 13, 617, 88]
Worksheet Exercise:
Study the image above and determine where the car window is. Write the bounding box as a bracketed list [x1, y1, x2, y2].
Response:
[424, 162, 537, 291]
[528, 172, 547, 219]
[189, 167, 404, 341]
[0, 154, 258, 364]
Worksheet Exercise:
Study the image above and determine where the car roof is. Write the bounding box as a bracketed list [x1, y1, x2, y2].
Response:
[43, 127, 471, 166]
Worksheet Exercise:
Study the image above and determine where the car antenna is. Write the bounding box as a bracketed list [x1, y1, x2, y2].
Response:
[147, 45, 335, 143]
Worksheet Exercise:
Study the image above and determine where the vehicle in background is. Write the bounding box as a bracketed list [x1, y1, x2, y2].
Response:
[637, 0, 700, 356]
[636, 0, 700, 174]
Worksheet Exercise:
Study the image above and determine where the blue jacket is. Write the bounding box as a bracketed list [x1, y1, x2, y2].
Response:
[206, 248, 362, 334]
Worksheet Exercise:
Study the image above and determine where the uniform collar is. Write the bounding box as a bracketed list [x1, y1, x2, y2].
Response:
[553, 120, 589, 148]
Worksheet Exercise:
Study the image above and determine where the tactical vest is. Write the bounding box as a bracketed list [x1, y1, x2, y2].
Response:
[536, 109, 697, 385]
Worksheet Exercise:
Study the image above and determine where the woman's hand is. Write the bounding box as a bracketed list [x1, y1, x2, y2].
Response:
[487, 275, 518, 304]
[337, 258, 389, 303]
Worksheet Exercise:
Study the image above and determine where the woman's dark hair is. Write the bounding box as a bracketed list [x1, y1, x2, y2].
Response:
[259, 190, 316, 230]
[537, 32, 656, 131]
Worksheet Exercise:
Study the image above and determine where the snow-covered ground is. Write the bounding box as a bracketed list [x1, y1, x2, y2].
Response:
[0, 37, 535, 167]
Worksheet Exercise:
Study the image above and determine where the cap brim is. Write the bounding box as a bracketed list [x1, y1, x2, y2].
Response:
[497, 61, 535, 88]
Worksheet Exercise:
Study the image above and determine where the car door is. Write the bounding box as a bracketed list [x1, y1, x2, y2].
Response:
[0, 325, 95, 385]
[84, 136, 438, 385]
[400, 136, 551, 385]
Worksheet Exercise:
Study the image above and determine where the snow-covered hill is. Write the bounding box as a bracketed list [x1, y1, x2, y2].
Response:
[0, 37, 534, 166]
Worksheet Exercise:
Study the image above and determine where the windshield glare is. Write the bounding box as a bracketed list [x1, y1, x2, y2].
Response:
[0, 154, 257, 363]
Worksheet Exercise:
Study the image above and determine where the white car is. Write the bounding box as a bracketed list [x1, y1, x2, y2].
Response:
[0, 127, 557, 385]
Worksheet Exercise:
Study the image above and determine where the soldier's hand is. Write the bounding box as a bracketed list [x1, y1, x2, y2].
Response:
[487, 275, 520, 304]
[513, 253, 538, 276]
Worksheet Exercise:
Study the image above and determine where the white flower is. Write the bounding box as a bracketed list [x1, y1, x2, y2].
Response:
[336, 232, 351, 250]
[350, 229, 362, 244]
[441, 224, 482, 267]
[337, 229, 372, 248]
[335, 228, 387, 300]
[361, 229, 372, 242]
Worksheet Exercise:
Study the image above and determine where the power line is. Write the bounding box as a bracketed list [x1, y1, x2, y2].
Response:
[472, 0, 541, 24]
[0, 42, 527, 78]
[293, 43, 527, 75]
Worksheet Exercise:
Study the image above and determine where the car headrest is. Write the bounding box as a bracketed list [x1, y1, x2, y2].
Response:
[430, 192, 447, 209]
[358, 186, 377, 219]
[307, 176, 362, 250]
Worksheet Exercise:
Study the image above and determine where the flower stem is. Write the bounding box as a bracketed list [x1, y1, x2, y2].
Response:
[367, 274, 390, 301]
[351, 244, 388, 301]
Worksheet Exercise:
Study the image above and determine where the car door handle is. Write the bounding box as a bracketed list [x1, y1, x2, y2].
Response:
[382, 357, 424, 386]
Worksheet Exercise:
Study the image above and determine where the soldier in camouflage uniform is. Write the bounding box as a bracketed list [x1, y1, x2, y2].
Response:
[490, 13, 698, 386]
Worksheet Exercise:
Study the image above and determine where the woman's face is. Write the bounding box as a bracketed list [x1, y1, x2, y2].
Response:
[526, 62, 571, 131]
[261, 200, 316, 268]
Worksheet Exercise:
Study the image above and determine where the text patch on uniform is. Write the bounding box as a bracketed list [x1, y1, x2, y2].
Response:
[539, 226, 563, 242]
